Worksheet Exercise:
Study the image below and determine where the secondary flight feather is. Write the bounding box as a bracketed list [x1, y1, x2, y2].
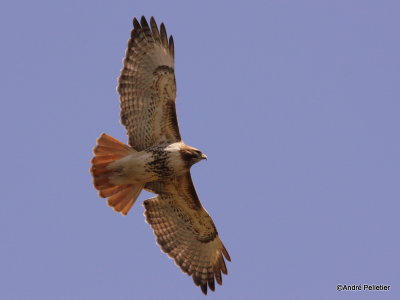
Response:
[90, 16, 230, 295]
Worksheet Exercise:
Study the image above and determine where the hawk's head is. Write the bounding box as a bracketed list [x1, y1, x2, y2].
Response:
[180, 146, 207, 167]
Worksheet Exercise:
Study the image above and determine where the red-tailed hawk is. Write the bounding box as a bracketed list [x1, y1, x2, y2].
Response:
[90, 16, 230, 294]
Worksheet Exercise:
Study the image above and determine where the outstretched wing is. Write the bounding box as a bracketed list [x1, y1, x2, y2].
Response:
[143, 173, 231, 295]
[118, 16, 181, 151]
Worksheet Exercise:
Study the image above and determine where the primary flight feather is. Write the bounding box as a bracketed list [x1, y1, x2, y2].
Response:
[90, 16, 230, 295]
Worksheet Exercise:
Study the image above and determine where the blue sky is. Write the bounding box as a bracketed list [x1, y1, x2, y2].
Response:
[1, 1, 399, 299]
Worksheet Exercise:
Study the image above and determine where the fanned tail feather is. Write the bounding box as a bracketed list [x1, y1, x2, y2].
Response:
[90, 133, 143, 215]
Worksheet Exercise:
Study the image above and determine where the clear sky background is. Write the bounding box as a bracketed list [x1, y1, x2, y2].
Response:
[1, 1, 399, 299]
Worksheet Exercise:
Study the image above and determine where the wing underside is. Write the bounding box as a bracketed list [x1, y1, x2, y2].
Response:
[143, 173, 231, 294]
[118, 16, 181, 151]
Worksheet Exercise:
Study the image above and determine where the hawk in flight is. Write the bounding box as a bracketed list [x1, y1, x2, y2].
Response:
[90, 16, 230, 294]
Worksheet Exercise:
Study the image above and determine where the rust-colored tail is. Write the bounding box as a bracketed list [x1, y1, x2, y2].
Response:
[90, 133, 143, 215]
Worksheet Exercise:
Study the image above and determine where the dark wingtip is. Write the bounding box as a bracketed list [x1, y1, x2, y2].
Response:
[140, 15, 149, 28]
[149, 16, 160, 41]
[133, 17, 141, 29]
[222, 246, 231, 262]
[160, 22, 168, 47]
[160, 22, 166, 32]
[208, 278, 215, 291]
[200, 283, 208, 295]
[215, 269, 222, 285]
[220, 257, 228, 275]
[169, 35, 174, 57]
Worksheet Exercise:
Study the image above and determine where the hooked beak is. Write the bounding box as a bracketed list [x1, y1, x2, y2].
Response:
[201, 153, 208, 160]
